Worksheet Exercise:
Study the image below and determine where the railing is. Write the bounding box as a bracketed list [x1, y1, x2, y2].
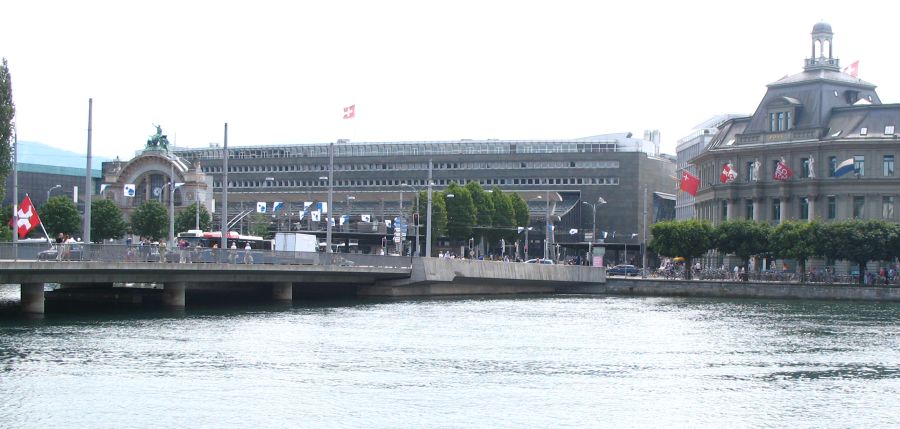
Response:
[644, 267, 899, 286]
[0, 243, 413, 269]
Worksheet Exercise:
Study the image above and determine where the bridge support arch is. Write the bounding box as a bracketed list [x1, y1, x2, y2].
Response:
[163, 282, 186, 308]
[21, 283, 45, 314]
[272, 282, 293, 301]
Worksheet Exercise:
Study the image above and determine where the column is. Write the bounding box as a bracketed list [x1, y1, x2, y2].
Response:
[20, 283, 45, 314]
[779, 198, 789, 223]
[726, 199, 736, 220]
[272, 282, 293, 301]
[808, 196, 817, 221]
[752, 199, 762, 221]
[163, 282, 186, 308]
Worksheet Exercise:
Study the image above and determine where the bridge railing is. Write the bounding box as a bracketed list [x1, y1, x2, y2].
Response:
[0, 243, 414, 269]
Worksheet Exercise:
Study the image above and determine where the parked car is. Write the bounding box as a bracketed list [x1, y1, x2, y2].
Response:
[38, 244, 84, 261]
[525, 258, 555, 265]
[607, 264, 639, 276]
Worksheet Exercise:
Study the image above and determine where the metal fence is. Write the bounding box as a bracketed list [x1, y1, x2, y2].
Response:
[645, 266, 899, 286]
[0, 243, 413, 269]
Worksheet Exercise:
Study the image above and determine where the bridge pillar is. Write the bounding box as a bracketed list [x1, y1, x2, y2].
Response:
[163, 282, 186, 308]
[21, 283, 45, 314]
[272, 282, 293, 301]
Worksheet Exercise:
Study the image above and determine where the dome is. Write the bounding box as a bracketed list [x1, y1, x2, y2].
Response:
[812, 22, 832, 34]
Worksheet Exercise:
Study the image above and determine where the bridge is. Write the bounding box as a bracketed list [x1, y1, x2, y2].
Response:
[0, 243, 607, 314]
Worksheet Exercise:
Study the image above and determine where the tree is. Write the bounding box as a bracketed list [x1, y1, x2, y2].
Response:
[248, 213, 272, 238]
[714, 220, 772, 279]
[490, 186, 517, 245]
[0, 58, 14, 205]
[649, 220, 714, 279]
[90, 199, 127, 242]
[415, 190, 448, 247]
[509, 192, 530, 232]
[175, 203, 212, 234]
[465, 181, 494, 254]
[40, 196, 81, 238]
[444, 183, 475, 246]
[770, 220, 821, 282]
[0, 204, 11, 241]
[130, 200, 168, 241]
[822, 219, 898, 284]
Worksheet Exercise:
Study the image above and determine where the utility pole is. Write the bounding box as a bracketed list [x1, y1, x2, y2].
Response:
[426, 159, 433, 257]
[642, 186, 648, 278]
[325, 141, 334, 253]
[83, 98, 93, 243]
[221, 123, 228, 250]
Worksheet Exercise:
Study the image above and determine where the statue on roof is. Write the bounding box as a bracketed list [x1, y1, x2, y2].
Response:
[146, 124, 170, 151]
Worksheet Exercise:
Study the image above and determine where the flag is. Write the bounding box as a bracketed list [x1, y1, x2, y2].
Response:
[12, 195, 41, 239]
[124, 184, 136, 197]
[773, 160, 793, 181]
[679, 170, 700, 196]
[517, 227, 525, 233]
[720, 163, 737, 183]
[834, 157, 856, 177]
[343, 104, 356, 119]
[311, 210, 321, 222]
[273, 202, 284, 212]
[339, 215, 348, 226]
[304, 201, 313, 210]
[843, 60, 859, 78]
[100, 184, 109, 194]
[385, 219, 392, 227]
[173, 182, 185, 189]
[256, 202, 267, 213]
[361, 214, 371, 222]
[316, 202, 328, 213]
[298, 211, 305, 221]
[569, 228, 578, 235]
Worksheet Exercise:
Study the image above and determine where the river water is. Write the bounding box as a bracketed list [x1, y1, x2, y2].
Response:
[0, 284, 898, 428]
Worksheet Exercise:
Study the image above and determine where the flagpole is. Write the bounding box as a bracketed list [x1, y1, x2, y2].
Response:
[12, 126, 18, 261]
[83, 98, 93, 244]
[35, 195, 52, 244]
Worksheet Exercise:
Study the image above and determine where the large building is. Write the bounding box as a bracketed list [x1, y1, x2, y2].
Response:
[674, 115, 743, 220]
[113, 132, 676, 263]
[691, 23, 900, 267]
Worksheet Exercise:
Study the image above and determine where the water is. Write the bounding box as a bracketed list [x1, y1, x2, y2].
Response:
[1, 284, 898, 428]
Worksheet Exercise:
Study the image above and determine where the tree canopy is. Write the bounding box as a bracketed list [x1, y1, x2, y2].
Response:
[649, 219, 714, 279]
[444, 183, 475, 242]
[175, 202, 212, 234]
[0, 58, 14, 205]
[770, 220, 821, 281]
[90, 199, 127, 242]
[130, 200, 168, 240]
[714, 219, 772, 271]
[40, 196, 81, 238]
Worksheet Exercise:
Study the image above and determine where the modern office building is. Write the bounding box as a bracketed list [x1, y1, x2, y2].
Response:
[674, 115, 743, 220]
[690, 22, 900, 269]
[98, 132, 675, 263]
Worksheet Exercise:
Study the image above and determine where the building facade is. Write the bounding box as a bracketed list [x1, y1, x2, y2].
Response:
[675, 115, 743, 220]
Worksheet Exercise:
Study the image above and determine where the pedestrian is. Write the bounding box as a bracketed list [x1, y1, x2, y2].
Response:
[243, 242, 253, 264]
[229, 242, 237, 263]
[158, 239, 167, 263]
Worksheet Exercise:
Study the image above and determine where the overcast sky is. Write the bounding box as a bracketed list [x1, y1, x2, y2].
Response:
[3, 0, 899, 160]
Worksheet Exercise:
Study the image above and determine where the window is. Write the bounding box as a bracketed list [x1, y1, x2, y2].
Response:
[772, 198, 781, 222]
[799, 197, 809, 220]
[801, 158, 810, 178]
[827, 196, 836, 219]
[860, 127, 868, 136]
[854, 155, 865, 176]
[883, 196, 895, 219]
[828, 156, 837, 177]
[853, 196, 865, 218]
[885, 155, 895, 176]
[745, 199, 754, 219]
[886, 125, 895, 135]
[721, 200, 728, 220]
[746, 161, 755, 182]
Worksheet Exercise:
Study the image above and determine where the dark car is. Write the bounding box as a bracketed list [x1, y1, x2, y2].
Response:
[38, 245, 84, 261]
[607, 264, 639, 276]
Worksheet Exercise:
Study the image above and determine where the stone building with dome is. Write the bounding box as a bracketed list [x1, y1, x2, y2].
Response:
[689, 23, 900, 270]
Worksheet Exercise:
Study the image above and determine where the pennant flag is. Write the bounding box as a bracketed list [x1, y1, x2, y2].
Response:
[329, 217, 335, 226]
[361, 214, 371, 222]
[834, 157, 856, 177]
[173, 182, 185, 189]
[679, 170, 700, 196]
[11, 195, 41, 239]
[773, 160, 793, 181]
[517, 227, 525, 233]
[339, 215, 348, 226]
[273, 202, 284, 212]
[256, 202, 267, 213]
[385, 219, 392, 227]
[100, 184, 109, 194]
[843, 60, 859, 78]
[316, 202, 328, 214]
[343, 104, 356, 119]
[602, 231, 608, 239]
[304, 201, 313, 210]
[720, 163, 737, 183]
[298, 211, 305, 221]
[569, 228, 578, 235]
[311, 210, 321, 222]
[124, 184, 136, 197]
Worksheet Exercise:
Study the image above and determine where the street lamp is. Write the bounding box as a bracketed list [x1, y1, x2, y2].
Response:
[47, 184, 62, 202]
[325, 141, 335, 253]
[581, 197, 607, 265]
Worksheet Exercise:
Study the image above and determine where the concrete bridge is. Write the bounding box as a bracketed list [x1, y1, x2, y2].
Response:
[0, 256, 607, 314]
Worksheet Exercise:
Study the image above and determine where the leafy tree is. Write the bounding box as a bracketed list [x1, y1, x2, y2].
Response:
[649, 220, 714, 279]
[509, 192, 530, 232]
[714, 220, 772, 279]
[0, 204, 11, 241]
[465, 182, 494, 252]
[444, 183, 475, 245]
[490, 186, 517, 245]
[0, 58, 14, 205]
[415, 190, 448, 248]
[40, 196, 81, 238]
[770, 220, 821, 282]
[175, 202, 212, 234]
[130, 200, 168, 241]
[90, 199, 127, 242]
[822, 219, 898, 284]
[248, 213, 272, 238]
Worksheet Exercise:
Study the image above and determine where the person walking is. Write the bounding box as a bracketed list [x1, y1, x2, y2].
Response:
[158, 239, 167, 263]
[243, 242, 253, 264]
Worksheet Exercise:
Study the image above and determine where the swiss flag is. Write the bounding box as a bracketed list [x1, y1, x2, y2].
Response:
[343, 104, 356, 119]
[10, 195, 42, 239]
[773, 161, 793, 181]
[843, 60, 859, 78]
[679, 171, 700, 196]
[720, 163, 737, 183]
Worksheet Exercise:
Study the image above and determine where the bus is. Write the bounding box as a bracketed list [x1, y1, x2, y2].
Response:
[176, 230, 273, 250]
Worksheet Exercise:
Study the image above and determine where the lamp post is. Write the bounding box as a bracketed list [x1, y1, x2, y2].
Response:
[425, 159, 433, 257]
[325, 142, 334, 253]
[401, 184, 419, 256]
[47, 184, 62, 203]
[535, 192, 552, 260]
[581, 197, 607, 265]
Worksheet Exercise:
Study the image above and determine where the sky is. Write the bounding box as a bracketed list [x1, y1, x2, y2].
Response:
[3, 0, 900, 160]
